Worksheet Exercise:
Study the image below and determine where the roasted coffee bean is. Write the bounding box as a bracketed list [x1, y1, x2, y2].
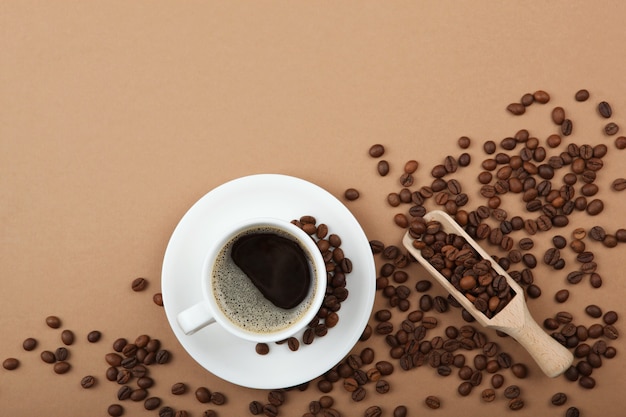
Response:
[60, 329, 75, 345]
[603, 310, 618, 325]
[144, 397, 161, 411]
[425, 395, 441, 409]
[508, 398, 524, 410]
[555, 289, 569, 303]
[511, 363, 528, 378]
[2, 358, 19, 370]
[53, 361, 71, 374]
[377, 160, 390, 177]
[195, 387, 212, 403]
[585, 304, 603, 318]
[575, 89, 590, 101]
[616, 136, 626, 149]
[132, 277, 148, 291]
[81, 375, 96, 388]
[107, 404, 124, 417]
[579, 375, 596, 389]
[343, 188, 360, 201]
[156, 350, 170, 364]
[551, 107, 565, 125]
[458, 136, 471, 149]
[611, 178, 626, 192]
[153, 292, 164, 306]
[130, 388, 148, 402]
[249, 401, 264, 415]
[598, 101, 613, 118]
[458, 381, 473, 396]
[507, 102, 526, 115]
[504, 385, 521, 399]
[46, 315, 62, 329]
[55, 347, 69, 361]
[87, 330, 102, 343]
[369, 144, 385, 158]
[22, 337, 37, 351]
[364, 405, 382, 417]
[561, 119, 573, 135]
[533, 90, 550, 103]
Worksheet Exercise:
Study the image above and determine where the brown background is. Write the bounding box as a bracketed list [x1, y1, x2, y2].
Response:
[1, 1, 625, 416]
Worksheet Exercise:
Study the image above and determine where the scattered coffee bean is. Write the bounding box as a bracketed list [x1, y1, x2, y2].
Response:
[107, 404, 124, 417]
[87, 330, 102, 343]
[598, 101, 612, 118]
[46, 315, 61, 329]
[605, 122, 619, 135]
[344, 188, 360, 201]
[2, 358, 19, 370]
[425, 395, 441, 409]
[61, 329, 75, 345]
[22, 337, 37, 351]
[144, 397, 162, 411]
[81, 375, 96, 388]
[195, 387, 212, 403]
[131, 277, 148, 292]
[575, 89, 589, 101]
[566, 406, 580, 417]
[153, 292, 164, 306]
[53, 361, 71, 374]
[377, 160, 390, 176]
[369, 144, 385, 158]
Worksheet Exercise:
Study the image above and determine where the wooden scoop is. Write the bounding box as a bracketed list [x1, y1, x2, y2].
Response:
[402, 210, 573, 377]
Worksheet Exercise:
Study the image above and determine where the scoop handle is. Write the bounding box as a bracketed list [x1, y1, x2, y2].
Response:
[504, 306, 573, 377]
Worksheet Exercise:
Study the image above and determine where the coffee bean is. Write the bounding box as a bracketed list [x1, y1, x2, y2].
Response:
[603, 324, 619, 339]
[159, 407, 175, 417]
[46, 315, 61, 329]
[364, 406, 382, 417]
[458, 381, 473, 396]
[80, 375, 96, 388]
[130, 388, 148, 402]
[144, 397, 162, 411]
[156, 350, 170, 364]
[603, 310, 618, 325]
[375, 379, 390, 394]
[612, 178, 626, 191]
[87, 330, 102, 343]
[55, 347, 69, 361]
[585, 304, 603, 318]
[153, 293, 164, 306]
[507, 103, 525, 115]
[425, 395, 441, 409]
[369, 144, 385, 158]
[554, 289, 569, 303]
[616, 136, 626, 149]
[131, 277, 148, 291]
[22, 337, 37, 351]
[598, 101, 612, 118]
[287, 337, 300, 351]
[551, 107, 565, 125]
[168, 382, 187, 396]
[2, 358, 19, 370]
[575, 89, 589, 101]
[344, 188, 360, 201]
[458, 136, 471, 149]
[566, 406, 581, 417]
[249, 401, 264, 415]
[195, 387, 212, 403]
[377, 160, 390, 176]
[61, 329, 75, 346]
[107, 404, 124, 417]
[508, 398, 524, 410]
[605, 122, 619, 135]
[585, 199, 604, 215]
[53, 361, 71, 374]
[579, 375, 596, 389]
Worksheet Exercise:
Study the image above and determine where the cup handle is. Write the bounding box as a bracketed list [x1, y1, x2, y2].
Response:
[176, 301, 216, 335]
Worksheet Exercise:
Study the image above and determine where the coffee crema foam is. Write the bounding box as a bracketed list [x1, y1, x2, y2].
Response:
[211, 226, 317, 334]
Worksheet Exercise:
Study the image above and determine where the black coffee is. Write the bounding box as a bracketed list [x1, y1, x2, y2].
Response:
[212, 226, 317, 334]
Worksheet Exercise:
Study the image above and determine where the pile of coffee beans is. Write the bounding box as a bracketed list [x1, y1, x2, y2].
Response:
[410, 221, 516, 319]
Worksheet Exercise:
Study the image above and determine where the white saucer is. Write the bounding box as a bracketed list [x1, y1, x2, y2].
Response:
[161, 174, 376, 389]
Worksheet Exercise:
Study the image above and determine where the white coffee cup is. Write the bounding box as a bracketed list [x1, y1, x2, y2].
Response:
[176, 217, 327, 343]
